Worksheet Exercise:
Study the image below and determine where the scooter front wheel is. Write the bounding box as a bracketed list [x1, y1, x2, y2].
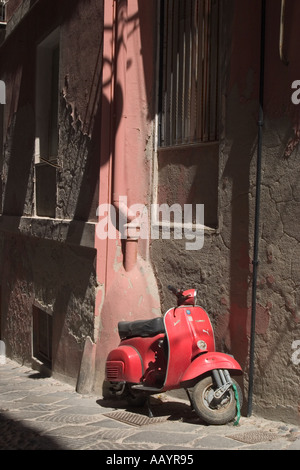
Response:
[191, 375, 242, 425]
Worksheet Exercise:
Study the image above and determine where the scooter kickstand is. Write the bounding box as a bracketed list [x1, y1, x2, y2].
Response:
[146, 396, 154, 418]
[185, 389, 194, 411]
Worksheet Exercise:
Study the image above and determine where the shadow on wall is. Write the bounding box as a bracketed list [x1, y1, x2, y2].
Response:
[223, 83, 258, 372]
[0, 1, 103, 372]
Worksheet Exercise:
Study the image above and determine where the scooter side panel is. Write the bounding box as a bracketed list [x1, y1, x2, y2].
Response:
[162, 308, 194, 390]
[162, 306, 216, 390]
[106, 345, 144, 383]
[186, 305, 216, 356]
[120, 334, 166, 386]
[180, 351, 242, 384]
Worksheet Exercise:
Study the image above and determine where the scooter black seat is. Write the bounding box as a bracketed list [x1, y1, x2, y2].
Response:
[118, 317, 165, 339]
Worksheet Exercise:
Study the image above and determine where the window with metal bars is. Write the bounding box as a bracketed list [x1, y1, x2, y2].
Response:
[35, 29, 60, 218]
[0, 1, 7, 24]
[158, 0, 220, 147]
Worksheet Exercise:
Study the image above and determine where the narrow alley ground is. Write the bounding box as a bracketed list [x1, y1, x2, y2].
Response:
[0, 358, 299, 452]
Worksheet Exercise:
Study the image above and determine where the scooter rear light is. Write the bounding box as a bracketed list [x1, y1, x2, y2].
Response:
[106, 361, 124, 381]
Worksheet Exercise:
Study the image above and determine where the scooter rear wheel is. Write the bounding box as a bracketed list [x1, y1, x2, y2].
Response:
[191, 375, 242, 425]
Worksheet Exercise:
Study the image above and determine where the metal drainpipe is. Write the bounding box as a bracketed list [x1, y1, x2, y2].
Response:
[247, 0, 266, 418]
[279, 0, 289, 65]
[113, 0, 140, 271]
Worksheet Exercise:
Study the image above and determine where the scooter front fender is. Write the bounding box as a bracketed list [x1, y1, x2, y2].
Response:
[180, 352, 242, 384]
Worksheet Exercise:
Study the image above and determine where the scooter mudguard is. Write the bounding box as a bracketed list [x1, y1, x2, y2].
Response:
[180, 351, 242, 384]
[106, 345, 143, 383]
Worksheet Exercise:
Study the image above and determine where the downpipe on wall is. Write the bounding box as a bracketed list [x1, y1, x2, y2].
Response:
[113, 0, 139, 272]
[279, 0, 289, 66]
[247, 0, 266, 417]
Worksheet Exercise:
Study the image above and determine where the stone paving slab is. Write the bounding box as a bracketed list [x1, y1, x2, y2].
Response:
[0, 358, 300, 454]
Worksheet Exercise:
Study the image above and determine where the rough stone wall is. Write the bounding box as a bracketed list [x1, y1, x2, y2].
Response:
[250, 117, 300, 423]
[57, 1, 103, 222]
[57, 101, 100, 222]
[0, 0, 103, 384]
[1, 233, 97, 383]
[150, 0, 300, 425]
[249, 0, 300, 424]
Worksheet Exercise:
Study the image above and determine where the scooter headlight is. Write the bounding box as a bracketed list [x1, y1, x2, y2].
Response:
[197, 340, 207, 351]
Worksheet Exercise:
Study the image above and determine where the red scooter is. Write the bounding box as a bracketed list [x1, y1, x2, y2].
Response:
[105, 286, 243, 425]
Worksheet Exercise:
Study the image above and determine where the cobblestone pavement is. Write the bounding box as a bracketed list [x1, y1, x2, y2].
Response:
[0, 359, 299, 453]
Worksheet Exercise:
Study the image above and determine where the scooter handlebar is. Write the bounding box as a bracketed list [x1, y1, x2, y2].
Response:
[168, 285, 181, 295]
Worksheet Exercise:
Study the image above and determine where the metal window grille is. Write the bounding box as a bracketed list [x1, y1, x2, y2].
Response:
[158, 0, 220, 147]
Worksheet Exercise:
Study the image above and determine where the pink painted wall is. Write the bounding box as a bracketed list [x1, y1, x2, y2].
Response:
[91, 0, 161, 391]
